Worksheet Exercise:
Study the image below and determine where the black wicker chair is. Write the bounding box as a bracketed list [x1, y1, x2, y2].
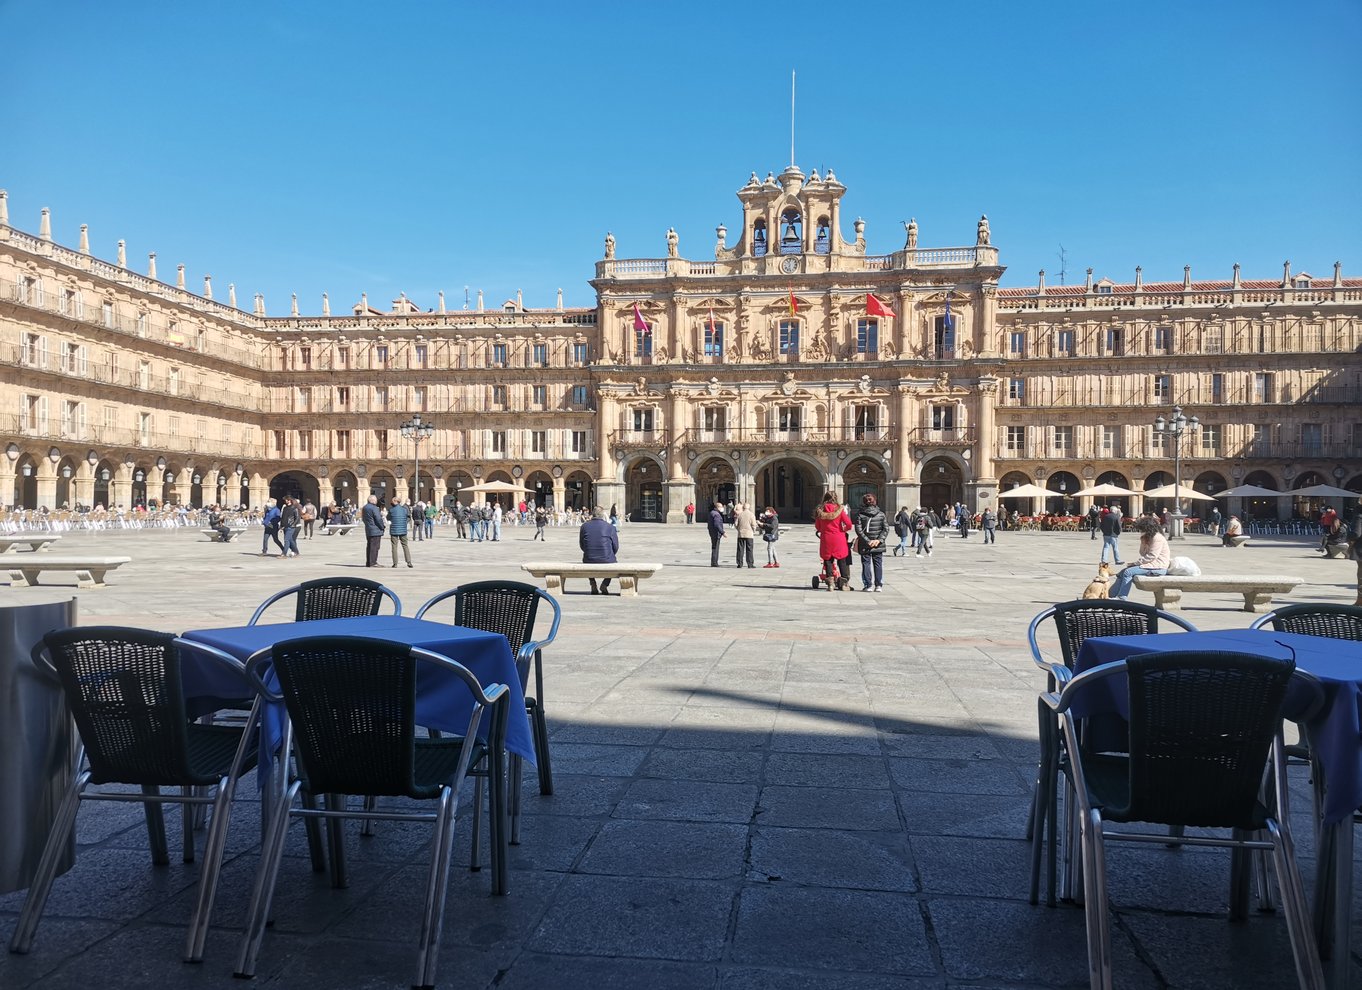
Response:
[235, 635, 505, 990]
[416, 581, 561, 845]
[248, 577, 401, 625]
[1026, 599, 1198, 906]
[9, 627, 258, 963]
[1048, 650, 1324, 990]
[1250, 603, 1362, 641]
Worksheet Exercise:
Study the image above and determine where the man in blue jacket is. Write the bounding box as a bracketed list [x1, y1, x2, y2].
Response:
[387, 495, 413, 568]
[361, 494, 385, 567]
[260, 498, 284, 557]
[580, 506, 619, 595]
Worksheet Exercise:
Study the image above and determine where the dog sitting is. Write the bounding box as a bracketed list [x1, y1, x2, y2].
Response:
[1081, 562, 1113, 600]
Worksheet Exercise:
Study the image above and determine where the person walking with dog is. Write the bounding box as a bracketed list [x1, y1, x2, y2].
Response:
[854, 493, 888, 591]
[1110, 519, 1170, 599]
[1098, 504, 1124, 565]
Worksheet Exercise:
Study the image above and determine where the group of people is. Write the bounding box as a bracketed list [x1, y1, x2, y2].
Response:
[359, 494, 418, 568]
[706, 502, 782, 568]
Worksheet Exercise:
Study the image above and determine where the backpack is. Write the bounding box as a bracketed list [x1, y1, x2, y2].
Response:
[915, 515, 927, 532]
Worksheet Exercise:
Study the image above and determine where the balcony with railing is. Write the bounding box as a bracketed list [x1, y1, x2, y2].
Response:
[594, 245, 997, 281]
[677, 425, 897, 449]
[1, 412, 265, 459]
[907, 427, 976, 447]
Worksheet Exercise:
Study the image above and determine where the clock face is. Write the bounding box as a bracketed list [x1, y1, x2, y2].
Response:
[781, 256, 799, 274]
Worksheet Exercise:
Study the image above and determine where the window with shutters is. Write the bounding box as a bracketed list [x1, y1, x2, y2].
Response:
[491, 343, 508, 367]
[102, 301, 114, 328]
[572, 342, 588, 364]
[571, 430, 588, 453]
[414, 344, 427, 368]
[532, 343, 548, 366]
[778, 320, 799, 355]
[1006, 425, 1026, 451]
[1053, 426, 1074, 453]
[571, 384, 588, 407]
[413, 385, 427, 411]
[856, 319, 878, 354]
[531, 430, 547, 453]
[493, 385, 508, 408]
[491, 431, 507, 453]
[532, 385, 546, 406]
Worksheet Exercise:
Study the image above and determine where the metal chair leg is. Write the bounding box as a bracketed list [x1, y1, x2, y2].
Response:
[301, 790, 326, 873]
[235, 781, 301, 979]
[469, 774, 484, 872]
[9, 770, 89, 954]
[184, 773, 239, 962]
[415, 788, 458, 990]
[531, 700, 553, 796]
[142, 785, 169, 866]
[509, 754, 523, 846]
[181, 786, 196, 863]
[325, 794, 348, 889]
[1267, 820, 1326, 990]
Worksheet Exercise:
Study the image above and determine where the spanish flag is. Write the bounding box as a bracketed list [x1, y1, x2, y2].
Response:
[866, 293, 895, 318]
[788, 287, 798, 316]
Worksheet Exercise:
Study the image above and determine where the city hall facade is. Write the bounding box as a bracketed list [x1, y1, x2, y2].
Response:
[2, 167, 1359, 523]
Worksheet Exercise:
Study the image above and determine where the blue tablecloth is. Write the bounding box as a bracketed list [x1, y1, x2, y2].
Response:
[1076, 628, 1362, 825]
[179, 615, 534, 764]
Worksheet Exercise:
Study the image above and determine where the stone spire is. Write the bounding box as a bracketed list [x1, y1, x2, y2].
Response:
[148, 252, 158, 280]
[0, 190, 8, 226]
[290, 293, 299, 317]
[228, 283, 237, 308]
[39, 208, 51, 241]
[438, 291, 446, 314]
[79, 224, 90, 254]
[477, 289, 484, 312]
[1134, 266, 1143, 290]
[176, 264, 186, 289]
[1334, 261, 1343, 287]
[1084, 268, 1093, 291]
[1281, 260, 1292, 287]
[1232, 263, 1242, 289]
[1037, 269, 1046, 294]
[556, 287, 563, 311]
[254, 293, 265, 316]
[117, 239, 126, 268]
[322, 292, 330, 317]
[1183, 265, 1192, 290]
[203, 275, 213, 299]
[516, 288, 523, 311]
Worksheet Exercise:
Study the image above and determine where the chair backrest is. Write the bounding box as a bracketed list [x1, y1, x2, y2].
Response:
[250, 577, 400, 625]
[42, 626, 196, 786]
[1124, 650, 1295, 828]
[450, 581, 542, 658]
[1047, 599, 1177, 670]
[267, 636, 427, 798]
[1253, 604, 1362, 641]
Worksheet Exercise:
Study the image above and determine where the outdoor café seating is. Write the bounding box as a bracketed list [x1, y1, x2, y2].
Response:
[248, 576, 402, 625]
[234, 635, 504, 990]
[1047, 649, 1325, 990]
[8, 627, 259, 963]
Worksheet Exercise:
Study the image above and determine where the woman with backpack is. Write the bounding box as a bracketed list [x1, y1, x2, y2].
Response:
[892, 506, 912, 556]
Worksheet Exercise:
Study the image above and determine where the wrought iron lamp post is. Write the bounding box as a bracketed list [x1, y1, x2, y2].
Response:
[1152, 405, 1199, 539]
[399, 413, 434, 504]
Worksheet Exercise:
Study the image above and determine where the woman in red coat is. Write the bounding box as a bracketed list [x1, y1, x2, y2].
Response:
[813, 492, 853, 591]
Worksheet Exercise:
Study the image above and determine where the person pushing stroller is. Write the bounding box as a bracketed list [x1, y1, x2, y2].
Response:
[813, 491, 853, 591]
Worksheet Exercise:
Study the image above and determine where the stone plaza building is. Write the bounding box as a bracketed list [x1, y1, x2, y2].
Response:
[2, 169, 1359, 522]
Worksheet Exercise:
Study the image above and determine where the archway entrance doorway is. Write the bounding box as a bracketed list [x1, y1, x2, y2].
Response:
[697, 458, 736, 512]
[843, 457, 886, 510]
[525, 471, 553, 508]
[1096, 470, 1133, 517]
[755, 457, 821, 521]
[626, 459, 664, 522]
[920, 457, 963, 513]
[270, 471, 319, 506]
[564, 471, 593, 511]
[93, 460, 116, 509]
[331, 470, 358, 509]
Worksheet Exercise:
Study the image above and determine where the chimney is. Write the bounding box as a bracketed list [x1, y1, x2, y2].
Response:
[176, 264, 186, 289]
[437, 291, 445, 314]
[203, 275, 213, 299]
[117, 239, 126, 268]
[79, 224, 89, 254]
[148, 252, 158, 280]
[291, 293, 299, 317]
[39, 207, 52, 241]
[228, 283, 237, 308]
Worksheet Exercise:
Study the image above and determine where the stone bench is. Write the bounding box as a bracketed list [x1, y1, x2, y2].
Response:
[200, 527, 247, 543]
[1133, 574, 1304, 613]
[0, 534, 62, 553]
[521, 562, 663, 598]
[1324, 543, 1351, 560]
[322, 524, 357, 536]
[6, 556, 133, 589]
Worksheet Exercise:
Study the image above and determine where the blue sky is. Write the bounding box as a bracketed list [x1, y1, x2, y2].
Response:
[4, 1, 1359, 312]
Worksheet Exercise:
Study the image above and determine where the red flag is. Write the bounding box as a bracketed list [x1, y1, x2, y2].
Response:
[788, 287, 798, 316]
[633, 302, 651, 335]
[707, 308, 718, 333]
[866, 293, 895, 318]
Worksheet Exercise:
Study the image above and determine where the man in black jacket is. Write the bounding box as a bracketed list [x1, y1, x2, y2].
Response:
[855, 494, 889, 591]
[1098, 504, 1124, 565]
[707, 502, 725, 567]
[361, 495, 385, 567]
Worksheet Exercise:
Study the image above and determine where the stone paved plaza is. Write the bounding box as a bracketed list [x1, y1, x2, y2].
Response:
[2, 520, 1359, 989]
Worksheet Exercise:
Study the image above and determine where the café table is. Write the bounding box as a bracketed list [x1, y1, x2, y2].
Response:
[1075, 627, 1362, 990]
[179, 615, 532, 896]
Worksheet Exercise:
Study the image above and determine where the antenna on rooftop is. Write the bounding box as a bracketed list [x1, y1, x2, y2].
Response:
[464, 285, 470, 310]
[790, 70, 796, 167]
[1057, 243, 1069, 286]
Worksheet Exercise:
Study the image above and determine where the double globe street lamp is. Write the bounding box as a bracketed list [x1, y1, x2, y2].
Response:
[399, 413, 434, 504]
[1152, 404, 1199, 540]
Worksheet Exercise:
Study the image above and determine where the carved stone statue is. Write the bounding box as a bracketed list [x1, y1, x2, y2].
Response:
[604, 231, 615, 259]
[976, 214, 990, 246]
[880, 337, 897, 359]
[666, 227, 678, 258]
[936, 371, 951, 391]
[904, 218, 918, 250]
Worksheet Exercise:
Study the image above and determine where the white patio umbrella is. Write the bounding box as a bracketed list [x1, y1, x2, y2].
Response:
[1070, 482, 1138, 498]
[463, 480, 532, 495]
[997, 483, 1052, 499]
[1215, 484, 1285, 498]
[1291, 483, 1360, 500]
[1141, 483, 1217, 501]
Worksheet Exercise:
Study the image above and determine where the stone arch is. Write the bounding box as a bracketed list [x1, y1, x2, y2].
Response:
[920, 455, 966, 512]
[563, 470, 593, 511]
[269, 470, 319, 506]
[525, 470, 554, 508]
[13, 453, 40, 509]
[447, 470, 475, 508]
[694, 455, 738, 511]
[1193, 471, 1228, 497]
[843, 456, 887, 508]
[751, 451, 827, 522]
[130, 462, 151, 508]
[331, 469, 359, 508]
[93, 458, 118, 509]
[621, 455, 665, 522]
[369, 469, 396, 505]
[1045, 470, 1082, 515]
[55, 455, 80, 509]
[485, 470, 514, 485]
